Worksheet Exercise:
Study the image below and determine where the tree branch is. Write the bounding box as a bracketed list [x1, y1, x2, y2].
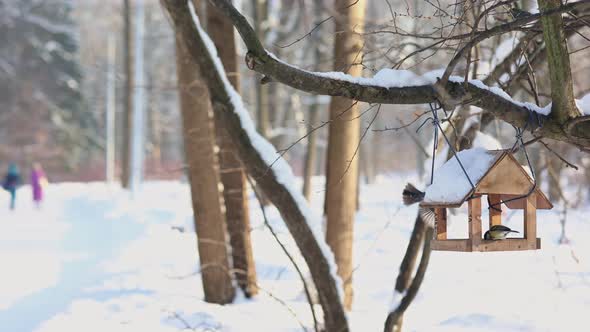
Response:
[207, 0, 590, 149]
[384, 224, 434, 332]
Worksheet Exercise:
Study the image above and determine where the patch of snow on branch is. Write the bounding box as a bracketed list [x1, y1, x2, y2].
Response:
[423, 148, 498, 205]
[314, 68, 429, 88]
[270, 53, 551, 116]
[389, 290, 406, 313]
[187, 3, 345, 302]
[459, 78, 550, 115]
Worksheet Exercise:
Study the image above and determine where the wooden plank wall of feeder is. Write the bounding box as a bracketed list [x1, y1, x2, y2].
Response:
[476, 154, 531, 196]
[488, 194, 502, 228]
[468, 197, 482, 251]
[524, 192, 537, 246]
[435, 208, 447, 240]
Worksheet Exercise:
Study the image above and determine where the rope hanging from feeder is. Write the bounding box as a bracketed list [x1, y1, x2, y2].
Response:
[418, 101, 542, 211]
[417, 101, 476, 189]
[487, 110, 542, 211]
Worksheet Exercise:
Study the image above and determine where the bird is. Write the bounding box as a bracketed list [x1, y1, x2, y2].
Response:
[484, 225, 519, 240]
[402, 183, 425, 206]
[402, 183, 436, 224]
[510, 4, 533, 19]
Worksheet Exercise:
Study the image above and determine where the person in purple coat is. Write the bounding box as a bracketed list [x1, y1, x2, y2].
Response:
[31, 162, 48, 208]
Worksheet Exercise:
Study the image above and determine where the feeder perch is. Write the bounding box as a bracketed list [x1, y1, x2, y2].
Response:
[421, 149, 552, 252]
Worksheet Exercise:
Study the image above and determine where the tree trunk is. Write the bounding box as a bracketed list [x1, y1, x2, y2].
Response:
[302, 0, 323, 202]
[303, 99, 320, 201]
[252, 0, 271, 206]
[207, 0, 258, 298]
[538, 0, 580, 122]
[253, 0, 270, 139]
[325, 0, 366, 310]
[175, 32, 234, 305]
[121, 0, 133, 188]
[161, 1, 349, 328]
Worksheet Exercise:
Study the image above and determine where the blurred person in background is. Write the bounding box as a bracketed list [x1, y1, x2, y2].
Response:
[3, 163, 21, 210]
[31, 162, 48, 208]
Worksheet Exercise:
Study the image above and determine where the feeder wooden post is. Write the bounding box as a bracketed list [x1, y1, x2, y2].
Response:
[524, 193, 537, 245]
[435, 208, 447, 240]
[468, 197, 482, 251]
[488, 194, 502, 227]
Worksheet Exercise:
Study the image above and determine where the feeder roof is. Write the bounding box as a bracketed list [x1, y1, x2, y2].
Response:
[420, 148, 552, 209]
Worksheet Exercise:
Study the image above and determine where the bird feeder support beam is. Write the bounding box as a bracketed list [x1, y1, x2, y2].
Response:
[468, 197, 482, 251]
[435, 208, 447, 240]
[524, 192, 537, 246]
[488, 194, 502, 227]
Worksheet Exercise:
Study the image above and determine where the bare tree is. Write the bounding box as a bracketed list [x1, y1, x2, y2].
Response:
[121, 0, 133, 188]
[324, 0, 367, 310]
[207, 0, 258, 298]
[161, 1, 348, 329]
[174, 9, 235, 303]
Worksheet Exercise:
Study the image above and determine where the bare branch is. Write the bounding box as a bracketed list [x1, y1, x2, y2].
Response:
[207, 0, 590, 149]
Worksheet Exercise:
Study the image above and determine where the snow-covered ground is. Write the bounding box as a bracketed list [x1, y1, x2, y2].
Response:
[0, 177, 589, 331]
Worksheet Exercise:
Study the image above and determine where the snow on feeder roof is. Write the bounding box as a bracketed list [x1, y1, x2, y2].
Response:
[420, 148, 552, 210]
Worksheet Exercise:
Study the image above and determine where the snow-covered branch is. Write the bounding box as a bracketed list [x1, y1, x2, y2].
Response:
[209, 0, 590, 150]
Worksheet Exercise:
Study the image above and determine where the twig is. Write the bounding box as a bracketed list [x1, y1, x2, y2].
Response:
[164, 310, 197, 331]
[247, 176, 319, 332]
[336, 104, 381, 185]
[539, 140, 579, 170]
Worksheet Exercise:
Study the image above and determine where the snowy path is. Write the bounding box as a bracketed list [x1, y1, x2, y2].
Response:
[0, 185, 144, 332]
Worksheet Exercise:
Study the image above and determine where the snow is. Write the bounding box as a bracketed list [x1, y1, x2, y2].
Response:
[389, 290, 406, 312]
[2, 178, 590, 332]
[473, 132, 503, 150]
[576, 93, 590, 115]
[187, 2, 345, 302]
[492, 36, 521, 67]
[423, 148, 501, 205]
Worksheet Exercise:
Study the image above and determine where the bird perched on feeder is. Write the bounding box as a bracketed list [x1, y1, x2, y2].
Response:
[484, 225, 519, 240]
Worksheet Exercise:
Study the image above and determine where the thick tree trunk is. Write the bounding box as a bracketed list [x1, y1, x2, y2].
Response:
[175, 33, 234, 305]
[325, 0, 366, 310]
[161, 2, 349, 329]
[121, 0, 133, 188]
[207, 0, 258, 298]
[538, 0, 580, 122]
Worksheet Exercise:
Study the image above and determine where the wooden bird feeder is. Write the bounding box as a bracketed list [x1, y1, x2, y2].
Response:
[421, 149, 553, 252]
